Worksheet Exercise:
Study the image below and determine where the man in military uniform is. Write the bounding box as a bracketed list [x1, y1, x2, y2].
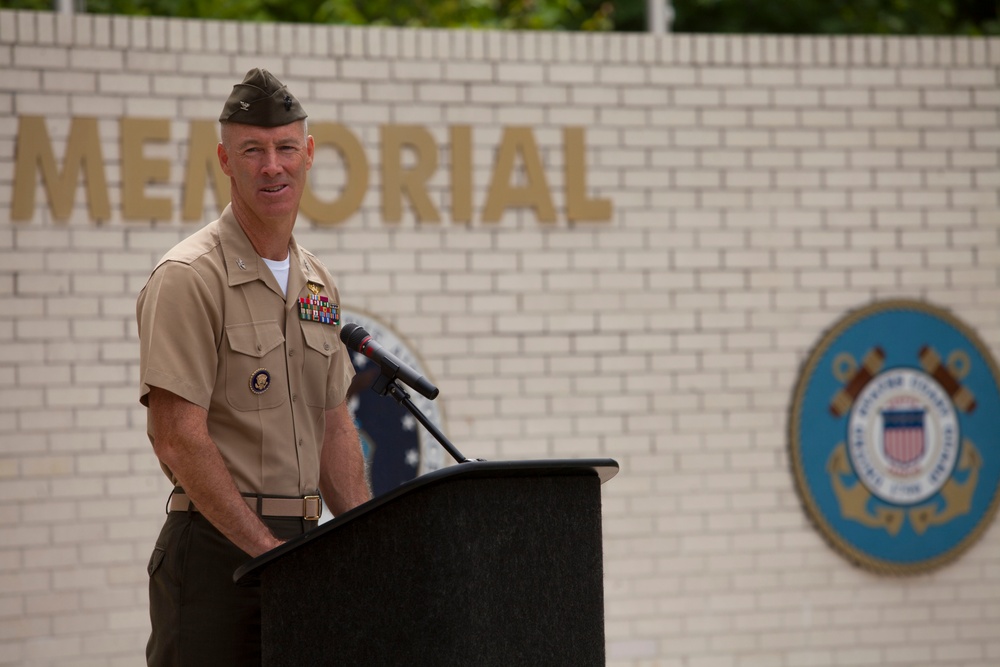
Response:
[137, 68, 371, 666]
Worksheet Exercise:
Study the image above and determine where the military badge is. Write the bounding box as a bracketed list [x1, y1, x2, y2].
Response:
[299, 294, 339, 325]
[249, 368, 271, 394]
[790, 299, 1000, 574]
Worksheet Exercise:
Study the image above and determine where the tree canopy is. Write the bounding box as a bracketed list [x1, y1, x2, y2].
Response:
[2, 0, 997, 35]
[667, 0, 1000, 36]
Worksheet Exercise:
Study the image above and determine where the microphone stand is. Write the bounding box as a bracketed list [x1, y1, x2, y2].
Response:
[369, 371, 477, 465]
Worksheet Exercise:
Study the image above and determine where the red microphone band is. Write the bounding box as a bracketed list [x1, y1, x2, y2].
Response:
[359, 335, 374, 356]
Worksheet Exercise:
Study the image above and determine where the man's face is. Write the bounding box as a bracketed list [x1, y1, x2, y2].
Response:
[218, 121, 314, 225]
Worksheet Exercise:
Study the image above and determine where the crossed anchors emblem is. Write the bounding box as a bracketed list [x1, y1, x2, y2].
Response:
[826, 345, 981, 536]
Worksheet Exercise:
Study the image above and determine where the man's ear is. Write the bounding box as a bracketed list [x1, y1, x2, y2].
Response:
[217, 142, 233, 176]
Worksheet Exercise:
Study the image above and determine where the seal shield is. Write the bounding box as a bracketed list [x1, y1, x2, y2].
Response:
[790, 300, 1000, 574]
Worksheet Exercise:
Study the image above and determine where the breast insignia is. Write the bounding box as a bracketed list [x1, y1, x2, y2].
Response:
[249, 368, 271, 394]
[299, 294, 339, 325]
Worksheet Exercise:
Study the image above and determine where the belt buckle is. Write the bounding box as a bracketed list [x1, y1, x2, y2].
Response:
[303, 495, 321, 521]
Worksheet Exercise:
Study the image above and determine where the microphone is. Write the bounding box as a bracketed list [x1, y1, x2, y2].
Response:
[340, 323, 440, 400]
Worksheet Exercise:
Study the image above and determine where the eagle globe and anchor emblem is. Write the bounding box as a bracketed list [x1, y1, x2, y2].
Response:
[790, 300, 1000, 574]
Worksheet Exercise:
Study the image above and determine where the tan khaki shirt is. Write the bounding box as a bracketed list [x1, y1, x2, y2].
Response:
[137, 205, 354, 496]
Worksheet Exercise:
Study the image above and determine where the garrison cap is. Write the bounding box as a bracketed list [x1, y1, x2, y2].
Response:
[219, 68, 307, 127]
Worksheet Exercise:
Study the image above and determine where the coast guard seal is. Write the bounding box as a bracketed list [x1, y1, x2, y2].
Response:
[790, 300, 1000, 574]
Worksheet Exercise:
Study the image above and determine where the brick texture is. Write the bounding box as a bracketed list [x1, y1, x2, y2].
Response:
[1, 9, 999, 667]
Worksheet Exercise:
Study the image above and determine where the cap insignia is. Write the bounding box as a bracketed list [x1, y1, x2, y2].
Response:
[219, 67, 308, 127]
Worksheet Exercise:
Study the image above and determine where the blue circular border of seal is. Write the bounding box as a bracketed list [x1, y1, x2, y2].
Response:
[789, 299, 1000, 575]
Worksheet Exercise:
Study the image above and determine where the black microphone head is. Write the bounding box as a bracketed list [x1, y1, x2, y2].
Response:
[340, 322, 359, 345]
[341, 323, 371, 351]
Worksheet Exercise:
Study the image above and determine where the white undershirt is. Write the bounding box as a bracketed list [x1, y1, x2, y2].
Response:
[261, 255, 290, 297]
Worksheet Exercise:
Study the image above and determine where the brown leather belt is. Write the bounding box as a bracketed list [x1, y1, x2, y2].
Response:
[168, 491, 323, 520]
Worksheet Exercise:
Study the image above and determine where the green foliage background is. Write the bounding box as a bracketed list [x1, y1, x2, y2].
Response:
[2, 0, 998, 34]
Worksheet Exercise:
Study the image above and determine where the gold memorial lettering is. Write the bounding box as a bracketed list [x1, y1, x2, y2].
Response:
[11, 115, 110, 222]
[10, 115, 611, 225]
[380, 125, 441, 223]
[300, 122, 369, 226]
[482, 127, 556, 223]
[564, 127, 611, 222]
[182, 120, 229, 221]
[121, 117, 172, 221]
[449, 125, 473, 223]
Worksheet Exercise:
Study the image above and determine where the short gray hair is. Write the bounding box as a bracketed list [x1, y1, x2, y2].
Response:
[219, 118, 309, 150]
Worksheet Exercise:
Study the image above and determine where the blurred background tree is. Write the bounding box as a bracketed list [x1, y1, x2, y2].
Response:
[1, 0, 997, 34]
[663, 0, 1000, 35]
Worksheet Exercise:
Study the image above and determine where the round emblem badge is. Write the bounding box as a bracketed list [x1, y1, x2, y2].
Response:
[249, 368, 271, 394]
[790, 300, 1000, 574]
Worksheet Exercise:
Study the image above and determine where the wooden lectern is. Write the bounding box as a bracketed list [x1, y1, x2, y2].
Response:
[235, 458, 618, 666]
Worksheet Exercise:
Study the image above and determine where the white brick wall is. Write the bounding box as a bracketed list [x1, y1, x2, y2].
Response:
[1, 8, 999, 666]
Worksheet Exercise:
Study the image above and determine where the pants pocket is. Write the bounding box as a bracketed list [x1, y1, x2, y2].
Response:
[147, 547, 166, 577]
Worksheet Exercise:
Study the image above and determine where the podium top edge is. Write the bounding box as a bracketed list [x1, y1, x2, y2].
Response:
[446, 457, 620, 483]
[234, 457, 618, 585]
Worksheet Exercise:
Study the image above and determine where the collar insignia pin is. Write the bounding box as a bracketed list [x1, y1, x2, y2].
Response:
[237, 258, 247, 270]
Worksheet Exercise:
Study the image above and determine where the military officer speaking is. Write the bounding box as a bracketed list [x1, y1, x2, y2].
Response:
[136, 68, 372, 666]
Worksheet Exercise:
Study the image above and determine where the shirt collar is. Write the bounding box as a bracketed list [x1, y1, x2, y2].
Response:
[218, 204, 265, 287]
[218, 204, 324, 302]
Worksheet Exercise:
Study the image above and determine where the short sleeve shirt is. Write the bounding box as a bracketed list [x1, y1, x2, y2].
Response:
[136, 205, 354, 496]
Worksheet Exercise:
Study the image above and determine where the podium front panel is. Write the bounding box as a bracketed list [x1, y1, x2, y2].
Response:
[259, 471, 606, 666]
